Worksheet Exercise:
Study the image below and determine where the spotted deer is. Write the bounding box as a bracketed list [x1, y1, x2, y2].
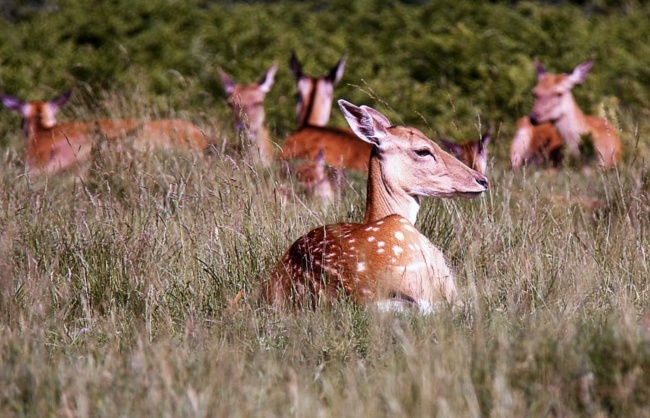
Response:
[510, 116, 564, 169]
[529, 59, 621, 168]
[265, 100, 489, 312]
[439, 128, 492, 175]
[278, 52, 372, 172]
[218, 64, 277, 167]
[1, 90, 207, 174]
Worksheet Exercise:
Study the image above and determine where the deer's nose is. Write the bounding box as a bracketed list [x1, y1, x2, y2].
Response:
[476, 175, 489, 189]
[529, 112, 539, 125]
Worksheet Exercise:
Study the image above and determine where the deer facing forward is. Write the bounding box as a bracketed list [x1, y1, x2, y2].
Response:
[278, 52, 372, 172]
[265, 100, 489, 312]
[529, 59, 621, 168]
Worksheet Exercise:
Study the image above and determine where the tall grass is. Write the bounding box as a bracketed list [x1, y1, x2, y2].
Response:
[1, 1, 649, 417]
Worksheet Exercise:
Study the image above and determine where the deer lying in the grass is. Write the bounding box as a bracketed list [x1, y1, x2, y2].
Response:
[439, 128, 492, 175]
[292, 148, 340, 204]
[265, 100, 489, 312]
[1, 90, 208, 175]
[529, 59, 621, 168]
[278, 52, 372, 172]
[218, 64, 277, 168]
[510, 116, 564, 169]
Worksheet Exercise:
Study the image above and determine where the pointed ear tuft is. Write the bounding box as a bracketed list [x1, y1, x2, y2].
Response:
[51, 89, 72, 108]
[480, 127, 493, 148]
[257, 63, 278, 93]
[218, 68, 237, 95]
[338, 100, 387, 147]
[327, 54, 347, 85]
[1, 94, 25, 113]
[289, 51, 303, 79]
[534, 57, 546, 79]
[567, 60, 594, 86]
[439, 138, 462, 157]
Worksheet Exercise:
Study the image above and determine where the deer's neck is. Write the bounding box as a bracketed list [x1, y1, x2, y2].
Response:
[364, 149, 420, 224]
[246, 124, 274, 166]
[554, 96, 591, 155]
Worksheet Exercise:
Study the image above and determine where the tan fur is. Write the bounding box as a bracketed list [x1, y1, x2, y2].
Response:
[218, 64, 277, 167]
[530, 59, 621, 168]
[265, 101, 489, 312]
[281, 52, 372, 172]
[290, 51, 347, 128]
[510, 116, 563, 169]
[279, 126, 372, 172]
[1, 92, 207, 175]
[293, 148, 337, 204]
[439, 130, 492, 175]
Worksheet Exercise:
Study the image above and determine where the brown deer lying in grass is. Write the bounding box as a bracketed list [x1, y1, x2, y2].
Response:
[439, 128, 492, 175]
[291, 147, 341, 204]
[278, 52, 372, 172]
[529, 59, 621, 168]
[510, 116, 564, 169]
[1, 90, 208, 175]
[218, 64, 278, 168]
[265, 100, 489, 312]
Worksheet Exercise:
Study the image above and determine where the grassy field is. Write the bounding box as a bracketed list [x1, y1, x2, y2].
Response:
[1, 1, 650, 416]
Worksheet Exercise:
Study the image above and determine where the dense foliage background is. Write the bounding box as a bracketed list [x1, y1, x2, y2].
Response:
[1, 1, 649, 417]
[2, 0, 650, 142]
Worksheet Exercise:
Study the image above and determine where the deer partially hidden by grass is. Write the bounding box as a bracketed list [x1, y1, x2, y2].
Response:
[1, 90, 208, 175]
[265, 100, 489, 312]
[529, 59, 621, 168]
[292, 148, 340, 204]
[218, 64, 277, 168]
[439, 128, 492, 175]
[278, 52, 372, 172]
[510, 116, 564, 169]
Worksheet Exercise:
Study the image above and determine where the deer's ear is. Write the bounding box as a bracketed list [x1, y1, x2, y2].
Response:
[439, 138, 463, 158]
[479, 128, 493, 150]
[218, 68, 237, 95]
[50, 89, 72, 109]
[338, 100, 388, 147]
[257, 63, 278, 93]
[289, 51, 303, 79]
[326, 54, 347, 85]
[1, 94, 25, 113]
[566, 60, 594, 86]
[534, 57, 546, 79]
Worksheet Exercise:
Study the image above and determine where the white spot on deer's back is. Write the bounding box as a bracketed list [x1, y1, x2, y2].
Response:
[395, 231, 404, 241]
[377, 241, 385, 248]
[367, 236, 376, 242]
[399, 218, 409, 224]
[357, 262, 366, 272]
[404, 225, 415, 232]
[393, 246, 403, 256]
[377, 248, 385, 254]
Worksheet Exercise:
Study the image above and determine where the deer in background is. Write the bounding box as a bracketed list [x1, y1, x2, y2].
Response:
[265, 100, 489, 312]
[529, 59, 621, 168]
[292, 147, 341, 204]
[510, 116, 564, 169]
[1, 90, 207, 175]
[278, 52, 372, 172]
[218, 63, 277, 167]
[439, 128, 492, 175]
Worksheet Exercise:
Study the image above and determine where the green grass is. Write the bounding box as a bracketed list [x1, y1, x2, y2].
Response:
[1, 1, 650, 417]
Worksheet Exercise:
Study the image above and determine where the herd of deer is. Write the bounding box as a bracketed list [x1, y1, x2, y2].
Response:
[0, 54, 622, 313]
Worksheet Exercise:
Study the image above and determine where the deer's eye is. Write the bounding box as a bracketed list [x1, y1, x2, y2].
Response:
[415, 148, 436, 161]
[555, 92, 562, 98]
